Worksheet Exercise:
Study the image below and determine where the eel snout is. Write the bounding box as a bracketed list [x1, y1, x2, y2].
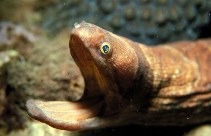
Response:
[26, 22, 124, 130]
[26, 99, 107, 131]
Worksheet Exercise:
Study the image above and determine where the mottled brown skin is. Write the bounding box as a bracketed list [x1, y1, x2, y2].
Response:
[26, 22, 211, 131]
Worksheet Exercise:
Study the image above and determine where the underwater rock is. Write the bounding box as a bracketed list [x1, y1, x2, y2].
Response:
[0, 50, 19, 125]
[4, 33, 84, 131]
[0, 21, 37, 130]
[0, 0, 38, 24]
[6, 35, 84, 101]
[184, 125, 211, 136]
[0, 22, 36, 50]
[40, 0, 211, 45]
[1, 121, 76, 136]
[0, 61, 6, 116]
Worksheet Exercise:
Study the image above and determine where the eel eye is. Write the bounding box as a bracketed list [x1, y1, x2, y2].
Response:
[100, 42, 111, 55]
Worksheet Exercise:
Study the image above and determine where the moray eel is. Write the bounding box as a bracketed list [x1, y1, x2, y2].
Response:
[26, 22, 211, 131]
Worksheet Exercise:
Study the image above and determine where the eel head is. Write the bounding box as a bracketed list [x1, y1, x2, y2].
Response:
[26, 22, 138, 131]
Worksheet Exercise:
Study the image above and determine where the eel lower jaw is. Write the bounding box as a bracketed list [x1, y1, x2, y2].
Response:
[26, 98, 110, 131]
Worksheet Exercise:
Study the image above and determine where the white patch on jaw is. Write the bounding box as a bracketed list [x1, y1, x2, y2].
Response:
[74, 21, 95, 29]
[74, 22, 81, 28]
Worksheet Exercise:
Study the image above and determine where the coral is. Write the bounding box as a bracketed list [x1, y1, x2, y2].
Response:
[40, 0, 211, 45]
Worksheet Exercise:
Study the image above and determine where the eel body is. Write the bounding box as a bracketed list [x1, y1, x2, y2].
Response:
[26, 22, 211, 131]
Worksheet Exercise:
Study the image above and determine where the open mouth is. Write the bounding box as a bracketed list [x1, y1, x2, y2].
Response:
[70, 33, 106, 99]
[26, 32, 108, 131]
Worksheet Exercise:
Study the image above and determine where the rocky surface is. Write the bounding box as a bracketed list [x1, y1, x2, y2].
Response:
[0, 22, 36, 128]
[0, 121, 78, 136]
[0, 30, 84, 131]
[0, 22, 36, 50]
[0, 50, 20, 128]
[0, 21, 37, 60]
[184, 125, 211, 136]
[0, 20, 84, 132]
[0, 0, 39, 26]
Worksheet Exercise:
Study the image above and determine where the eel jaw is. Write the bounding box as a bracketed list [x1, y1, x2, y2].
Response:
[26, 22, 124, 131]
[26, 99, 116, 131]
[26, 41, 112, 130]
